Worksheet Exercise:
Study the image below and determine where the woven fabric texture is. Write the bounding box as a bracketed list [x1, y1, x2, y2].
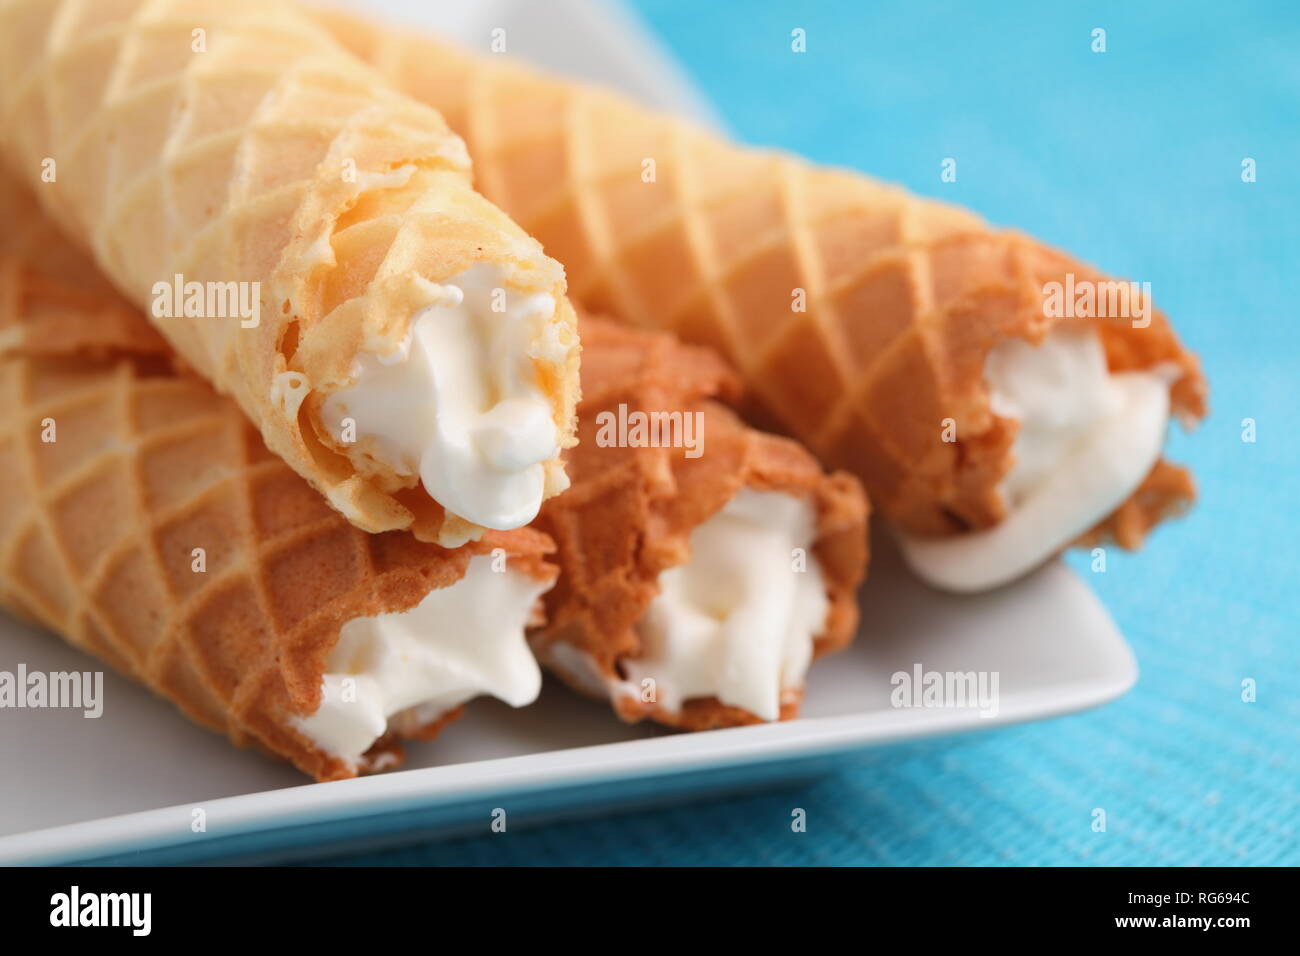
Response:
[329, 0, 1299, 865]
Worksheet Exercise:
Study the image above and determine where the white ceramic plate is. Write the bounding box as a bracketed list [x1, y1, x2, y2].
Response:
[0, 0, 1137, 865]
[0, 534, 1135, 865]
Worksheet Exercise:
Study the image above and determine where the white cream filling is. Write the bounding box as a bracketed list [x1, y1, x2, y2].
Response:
[899, 325, 1173, 593]
[294, 555, 547, 765]
[561, 488, 828, 722]
[321, 263, 559, 530]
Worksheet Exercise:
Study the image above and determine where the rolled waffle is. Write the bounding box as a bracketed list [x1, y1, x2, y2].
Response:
[0, 0, 580, 545]
[534, 318, 868, 729]
[0, 250, 556, 781]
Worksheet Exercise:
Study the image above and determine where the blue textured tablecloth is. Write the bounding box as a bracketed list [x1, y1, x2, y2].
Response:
[327, 0, 1299, 866]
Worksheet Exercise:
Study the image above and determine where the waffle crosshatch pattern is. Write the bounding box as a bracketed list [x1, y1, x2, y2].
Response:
[0, 252, 556, 781]
[0, 0, 581, 544]
[533, 319, 868, 729]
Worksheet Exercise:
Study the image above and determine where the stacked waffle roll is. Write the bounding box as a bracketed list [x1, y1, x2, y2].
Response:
[534, 320, 866, 729]
[0, 246, 558, 781]
[317, 5, 1208, 591]
[0, 183, 868, 768]
[2, 162, 873, 749]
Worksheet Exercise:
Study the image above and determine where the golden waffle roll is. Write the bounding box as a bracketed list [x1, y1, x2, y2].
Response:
[0, 252, 557, 781]
[315, 5, 1205, 543]
[0, 0, 580, 546]
[534, 319, 868, 730]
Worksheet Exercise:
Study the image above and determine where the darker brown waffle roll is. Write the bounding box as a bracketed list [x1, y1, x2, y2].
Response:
[532, 318, 869, 730]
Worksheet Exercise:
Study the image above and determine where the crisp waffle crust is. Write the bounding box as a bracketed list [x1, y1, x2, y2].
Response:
[534, 319, 869, 729]
[0, 0, 580, 543]
[0, 248, 555, 781]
